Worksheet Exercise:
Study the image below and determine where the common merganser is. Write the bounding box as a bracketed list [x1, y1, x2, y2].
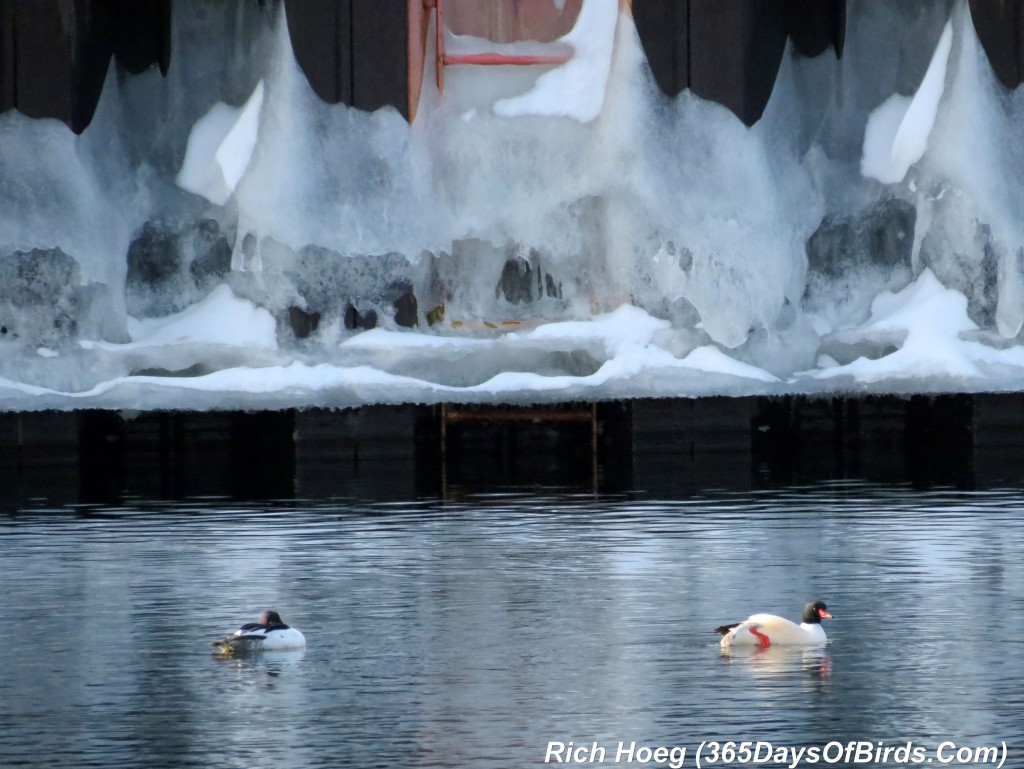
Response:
[212, 610, 306, 654]
[714, 600, 833, 649]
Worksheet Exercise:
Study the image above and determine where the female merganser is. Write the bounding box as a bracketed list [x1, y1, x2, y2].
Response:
[212, 610, 306, 654]
[714, 600, 833, 649]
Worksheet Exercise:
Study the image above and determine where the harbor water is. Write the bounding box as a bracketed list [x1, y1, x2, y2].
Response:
[2, 473, 1021, 768]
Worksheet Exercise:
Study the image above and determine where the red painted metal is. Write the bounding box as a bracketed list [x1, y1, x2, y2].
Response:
[408, 0, 430, 121]
[442, 52, 573, 66]
[433, 0, 574, 96]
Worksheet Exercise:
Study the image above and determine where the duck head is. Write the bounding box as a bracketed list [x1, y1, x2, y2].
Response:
[260, 610, 284, 626]
[802, 600, 833, 624]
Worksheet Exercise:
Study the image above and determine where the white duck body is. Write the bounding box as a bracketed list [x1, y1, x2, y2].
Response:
[213, 611, 306, 654]
[716, 601, 832, 650]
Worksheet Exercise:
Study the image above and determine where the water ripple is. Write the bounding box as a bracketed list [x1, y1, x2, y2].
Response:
[1, 483, 1022, 768]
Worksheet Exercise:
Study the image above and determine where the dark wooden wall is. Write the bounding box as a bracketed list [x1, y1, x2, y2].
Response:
[284, 0, 408, 115]
[969, 0, 1024, 89]
[1, 0, 1023, 134]
[0, 0, 407, 133]
[631, 0, 845, 126]
[0, 0, 169, 133]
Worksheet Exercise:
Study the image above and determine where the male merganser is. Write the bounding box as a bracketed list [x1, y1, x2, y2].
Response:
[714, 600, 833, 649]
[212, 610, 306, 654]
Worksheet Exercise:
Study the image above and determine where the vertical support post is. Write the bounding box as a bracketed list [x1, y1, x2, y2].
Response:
[408, 0, 428, 121]
[591, 402, 599, 496]
[436, 0, 445, 93]
[440, 402, 449, 496]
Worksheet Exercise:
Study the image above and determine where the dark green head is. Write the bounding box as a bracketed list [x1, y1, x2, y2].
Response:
[260, 610, 284, 626]
[802, 600, 833, 624]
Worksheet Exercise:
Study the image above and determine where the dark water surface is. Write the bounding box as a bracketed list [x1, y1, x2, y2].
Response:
[2, 483, 1022, 768]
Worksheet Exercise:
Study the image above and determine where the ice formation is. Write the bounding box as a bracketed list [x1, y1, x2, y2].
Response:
[177, 82, 265, 206]
[3, 0, 1024, 411]
[861, 21, 952, 184]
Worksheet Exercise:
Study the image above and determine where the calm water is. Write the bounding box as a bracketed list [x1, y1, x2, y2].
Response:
[2, 483, 1022, 769]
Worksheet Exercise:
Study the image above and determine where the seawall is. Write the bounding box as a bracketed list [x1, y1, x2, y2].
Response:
[3, 393, 1023, 505]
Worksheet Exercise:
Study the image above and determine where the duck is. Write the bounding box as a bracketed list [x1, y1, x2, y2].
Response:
[212, 610, 306, 654]
[714, 600, 833, 649]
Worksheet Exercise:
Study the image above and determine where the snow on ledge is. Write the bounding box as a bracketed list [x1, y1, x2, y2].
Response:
[493, 0, 619, 122]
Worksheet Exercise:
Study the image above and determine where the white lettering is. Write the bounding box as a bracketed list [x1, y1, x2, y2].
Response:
[545, 742, 566, 763]
[821, 741, 844, 762]
[546, 741, 608, 764]
[552, 738, 1005, 767]
[851, 741, 874, 762]
[892, 743, 914, 762]
[975, 745, 999, 763]
[753, 742, 773, 762]
[937, 741, 956, 763]
[616, 742, 636, 763]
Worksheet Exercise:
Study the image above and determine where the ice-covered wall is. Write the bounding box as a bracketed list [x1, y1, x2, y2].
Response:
[2, 0, 1024, 410]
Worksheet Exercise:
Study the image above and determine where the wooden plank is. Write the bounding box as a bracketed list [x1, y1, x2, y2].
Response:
[103, 0, 171, 75]
[631, 0, 688, 97]
[786, 0, 844, 59]
[352, 0, 408, 116]
[407, 0, 429, 121]
[1, 0, 14, 114]
[5, 0, 116, 133]
[285, 0, 352, 105]
[441, 0, 581, 43]
[969, 0, 1022, 88]
[11, 1, 75, 125]
[634, 0, 842, 123]
[688, 0, 788, 126]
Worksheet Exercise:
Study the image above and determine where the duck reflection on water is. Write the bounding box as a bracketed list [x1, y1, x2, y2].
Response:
[720, 643, 833, 687]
